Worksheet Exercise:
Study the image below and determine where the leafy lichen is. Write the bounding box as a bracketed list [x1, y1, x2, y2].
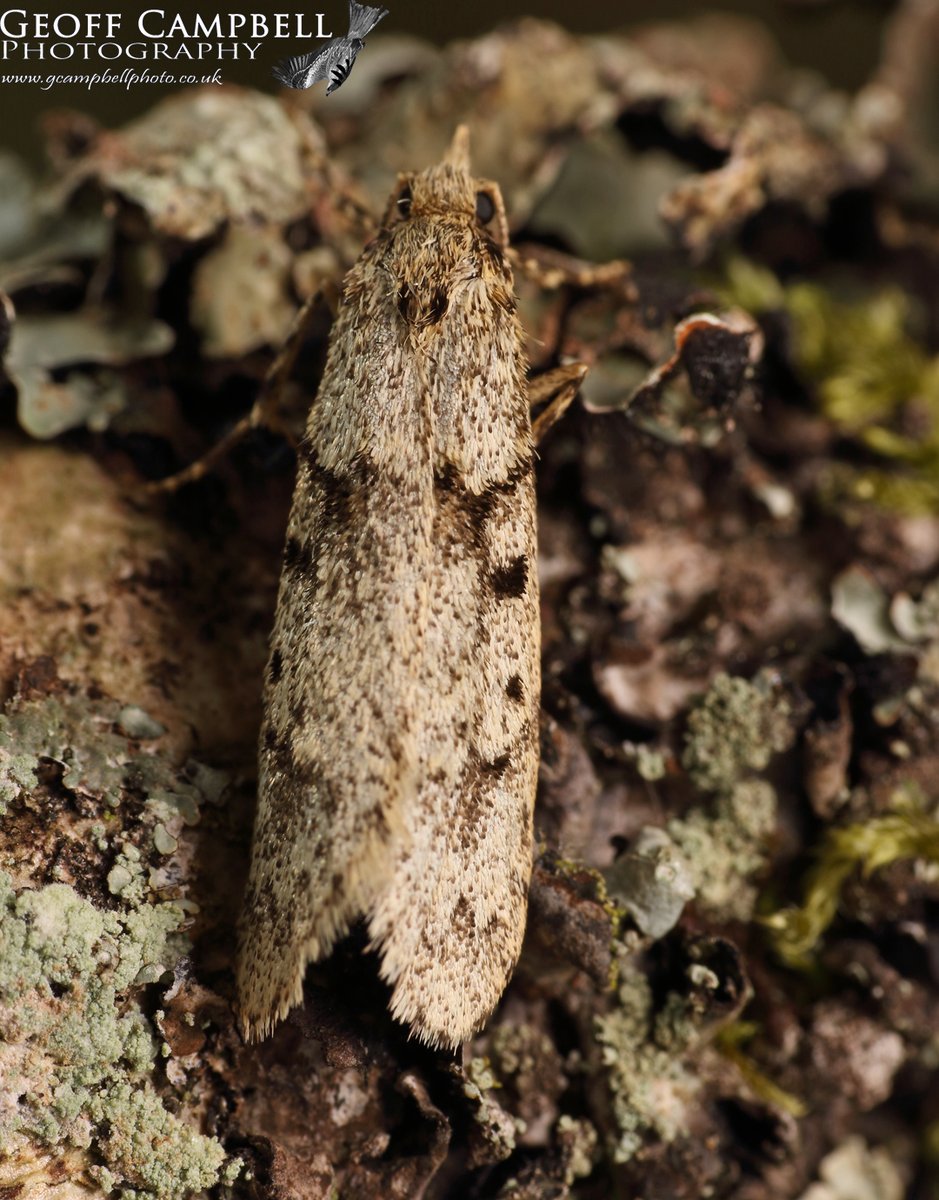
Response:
[554, 1115, 598, 1184]
[107, 843, 148, 907]
[604, 827, 695, 939]
[0, 694, 148, 809]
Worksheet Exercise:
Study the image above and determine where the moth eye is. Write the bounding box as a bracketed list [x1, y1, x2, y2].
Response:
[475, 191, 495, 224]
[396, 185, 412, 217]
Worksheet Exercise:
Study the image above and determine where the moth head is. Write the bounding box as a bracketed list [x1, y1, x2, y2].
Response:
[381, 126, 510, 249]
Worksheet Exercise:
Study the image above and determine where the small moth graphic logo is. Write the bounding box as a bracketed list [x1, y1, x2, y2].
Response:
[272, 0, 389, 93]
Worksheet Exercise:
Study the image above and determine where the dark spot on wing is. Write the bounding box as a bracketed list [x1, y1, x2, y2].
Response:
[298, 446, 379, 532]
[397, 283, 416, 324]
[490, 554, 528, 599]
[482, 753, 511, 778]
[283, 535, 315, 577]
[452, 892, 476, 938]
[434, 457, 534, 548]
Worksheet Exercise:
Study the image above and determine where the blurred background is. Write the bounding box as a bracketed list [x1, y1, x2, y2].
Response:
[0, 0, 891, 164]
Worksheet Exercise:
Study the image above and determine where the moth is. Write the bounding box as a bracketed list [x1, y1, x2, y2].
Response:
[237, 128, 585, 1050]
[271, 0, 388, 94]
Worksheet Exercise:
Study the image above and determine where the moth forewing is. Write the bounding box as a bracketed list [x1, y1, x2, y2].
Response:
[237, 126, 539, 1051]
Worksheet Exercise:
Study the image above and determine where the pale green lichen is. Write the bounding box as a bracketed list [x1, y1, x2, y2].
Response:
[0, 870, 230, 1200]
[594, 956, 700, 1163]
[220, 1156, 245, 1186]
[0, 694, 152, 807]
[0, 751, 36, 815]
[0, 694, 228, 827]
[0, 692, 235, 1198]
[466, 1056, 501, 1093]
[87, 1083, 224, 1197]
[635, 744, 667, 782]
[146, 788, 201, 827]
[554, 1115, 598, 1184]
[117, 706, 166, 740]
[460, 1063, 519, 1162]
[763, 788, 939, 968]
[799, 1135, 906, 1200]
[107, 843, 148, 906]
[682, 672, 793, 795]
[490, 1024, 557, 1080]
[663, 673, 793, 921]
[832, 568, 939, 675]
[669, 779, 779, 921]
[152, 824, 179, 856]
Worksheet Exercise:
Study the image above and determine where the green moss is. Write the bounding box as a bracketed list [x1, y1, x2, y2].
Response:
[719, 256, 786, 314]
[720, 257, 939, 515]
[716, 1022, 807, 1117]
[822, 466, 939, 518]
[682, 672, 793, 795]
[0, 871, 231, 1198]
[763, 791, 939, 968]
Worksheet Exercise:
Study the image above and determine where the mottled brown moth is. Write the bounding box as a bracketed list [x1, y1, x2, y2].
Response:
[237, 127, 585, 1050]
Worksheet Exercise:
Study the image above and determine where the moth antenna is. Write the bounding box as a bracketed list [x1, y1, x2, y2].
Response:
[444, 125, 472, 174]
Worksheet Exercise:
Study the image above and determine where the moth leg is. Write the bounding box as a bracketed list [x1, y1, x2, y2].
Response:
[510, 245, 634, 295]
[145, 283, 338, 494]
[529, 362, 588, 444]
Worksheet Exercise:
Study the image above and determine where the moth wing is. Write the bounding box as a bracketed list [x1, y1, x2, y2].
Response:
[368, 291, 540, 1050]
[239, 186, 538, 1051]
[237, 295, 432, 1041]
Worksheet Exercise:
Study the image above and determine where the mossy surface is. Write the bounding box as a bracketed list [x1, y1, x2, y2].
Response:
[722, 256, 939, 515]
[764, 791, 939, 968]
